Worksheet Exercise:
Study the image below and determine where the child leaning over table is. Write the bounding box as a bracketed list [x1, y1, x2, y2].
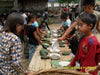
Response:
[68, 12, 100, 75]
[60, 13, 71, 31]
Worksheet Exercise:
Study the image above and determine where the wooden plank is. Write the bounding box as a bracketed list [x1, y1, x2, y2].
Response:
[45, 59, 52, 69]
[33, 69, 91, 75]
[28, 45, 42, 71]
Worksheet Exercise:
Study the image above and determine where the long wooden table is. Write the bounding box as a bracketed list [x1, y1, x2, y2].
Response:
[28, 43, 90, 75]
[28, 28, 90, 75]
[28, 43, 72, 71]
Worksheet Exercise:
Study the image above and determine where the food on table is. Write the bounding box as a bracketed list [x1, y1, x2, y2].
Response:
[40, 48, 48, 56]
[49, 53, 61, 60]
[62, 51, 70, 55]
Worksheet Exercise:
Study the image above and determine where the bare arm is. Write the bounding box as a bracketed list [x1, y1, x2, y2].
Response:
[58, 21, 78, 41]
[36, 27, 43, 39]
[97, 20, 100, 32]
[33, 31, 42, 44]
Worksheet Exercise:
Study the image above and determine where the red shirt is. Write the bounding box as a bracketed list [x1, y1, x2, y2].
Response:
[70, 35, 100, 75]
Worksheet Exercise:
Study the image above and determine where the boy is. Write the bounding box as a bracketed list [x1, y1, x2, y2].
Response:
[58, 0, 100, 42]
[60, 13, 71, 31]
[69, 12, 100, 75]
[32, 15, 44, 39]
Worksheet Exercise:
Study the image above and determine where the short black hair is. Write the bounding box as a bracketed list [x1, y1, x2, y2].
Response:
[83, 0, 95, 6]
[19, 9, 25, 13]
[39, 25, 43, 29]
[35, 15, 40, 19]
[27, 14, 34, 23]
[79, 12, 97, 30]
[4, 13, 24, 34]
[41, 20, 47, 24]
[45, 8, 48, 11]
[61, 13, 68, 19]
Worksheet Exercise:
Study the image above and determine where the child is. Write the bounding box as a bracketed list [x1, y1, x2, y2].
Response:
[26, 15, 42, 63]
[65, 28, 78, 56]
[40, 20, 50, 31]
[27, 15, 35, 25]
[32, 15, 43, 39]
[69, 12, 100, 75]
[38, 25, 47, 37]
[58, 0, 100, 42]
[60, 13, 71, 30]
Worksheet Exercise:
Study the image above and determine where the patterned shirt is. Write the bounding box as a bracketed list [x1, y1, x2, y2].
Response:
[0, 27, 25, 75]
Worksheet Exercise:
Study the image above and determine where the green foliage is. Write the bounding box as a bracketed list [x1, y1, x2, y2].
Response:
[62, 51, 70, 55]
[40, 48, 48, 56]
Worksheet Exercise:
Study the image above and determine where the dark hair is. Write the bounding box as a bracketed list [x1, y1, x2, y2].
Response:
[39, 25, 43, 29]
[27, 15, 34, 23]
[61, 13, 68, 19]
[83, 0, 95, 6]
[35, 15, 40, 19]
[41, 20, 47, 25]
[45, 8, 48, 11]
[19, 9, 25, 13]
[79, 12, 97, 30]
[4, 13, 24, 34]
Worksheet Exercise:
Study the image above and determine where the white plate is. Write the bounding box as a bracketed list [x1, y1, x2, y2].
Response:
[53, 34, 58, 37]
[52, 30, 58, 33]
[50, 49, 60, 53]
[49, 53, 61, 60]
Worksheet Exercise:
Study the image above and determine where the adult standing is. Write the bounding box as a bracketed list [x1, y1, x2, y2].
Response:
[0, 13, 29, 75]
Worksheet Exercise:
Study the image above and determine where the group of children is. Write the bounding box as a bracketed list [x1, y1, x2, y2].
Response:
[24, 14, 50, 62]
[60, 11, 100, 75]
[0, 0, 100, 74]
[58, 0, 100, 75]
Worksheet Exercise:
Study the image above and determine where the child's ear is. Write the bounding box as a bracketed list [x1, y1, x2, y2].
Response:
[89, 24, 93, 29]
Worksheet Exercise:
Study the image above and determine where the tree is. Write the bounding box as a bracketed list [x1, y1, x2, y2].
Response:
[58, 0, 77, 12]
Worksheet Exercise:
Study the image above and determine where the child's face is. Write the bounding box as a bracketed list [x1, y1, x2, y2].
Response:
[83, 5, 94, 13]
[61, 18, 66, 21]
[36, 18, 40, 22]
[43, 23, 46, 26]
[31, 18, 35, 23]
[78, 19, 92, 34]
[16, 24, 24, 34]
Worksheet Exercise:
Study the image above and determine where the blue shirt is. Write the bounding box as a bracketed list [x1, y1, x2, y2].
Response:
[62, 19, 71, 27]
[32, 21, 39, 27]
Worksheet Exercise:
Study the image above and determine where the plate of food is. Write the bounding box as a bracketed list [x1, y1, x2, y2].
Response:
[49, 53, 61, 60]
[50, 49, 60, 53]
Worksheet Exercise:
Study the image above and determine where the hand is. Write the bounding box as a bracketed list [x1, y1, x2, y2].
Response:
[25, 70, 31, 75]
[85, 67, 96, 74]
[65, 65, 72, 69]
[58, 36, 64, 41]
[65, 40, 69, 44]
[39, 41, 43, 44]
[44, 33, 47, 36]
[41, 36, 44, 39]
